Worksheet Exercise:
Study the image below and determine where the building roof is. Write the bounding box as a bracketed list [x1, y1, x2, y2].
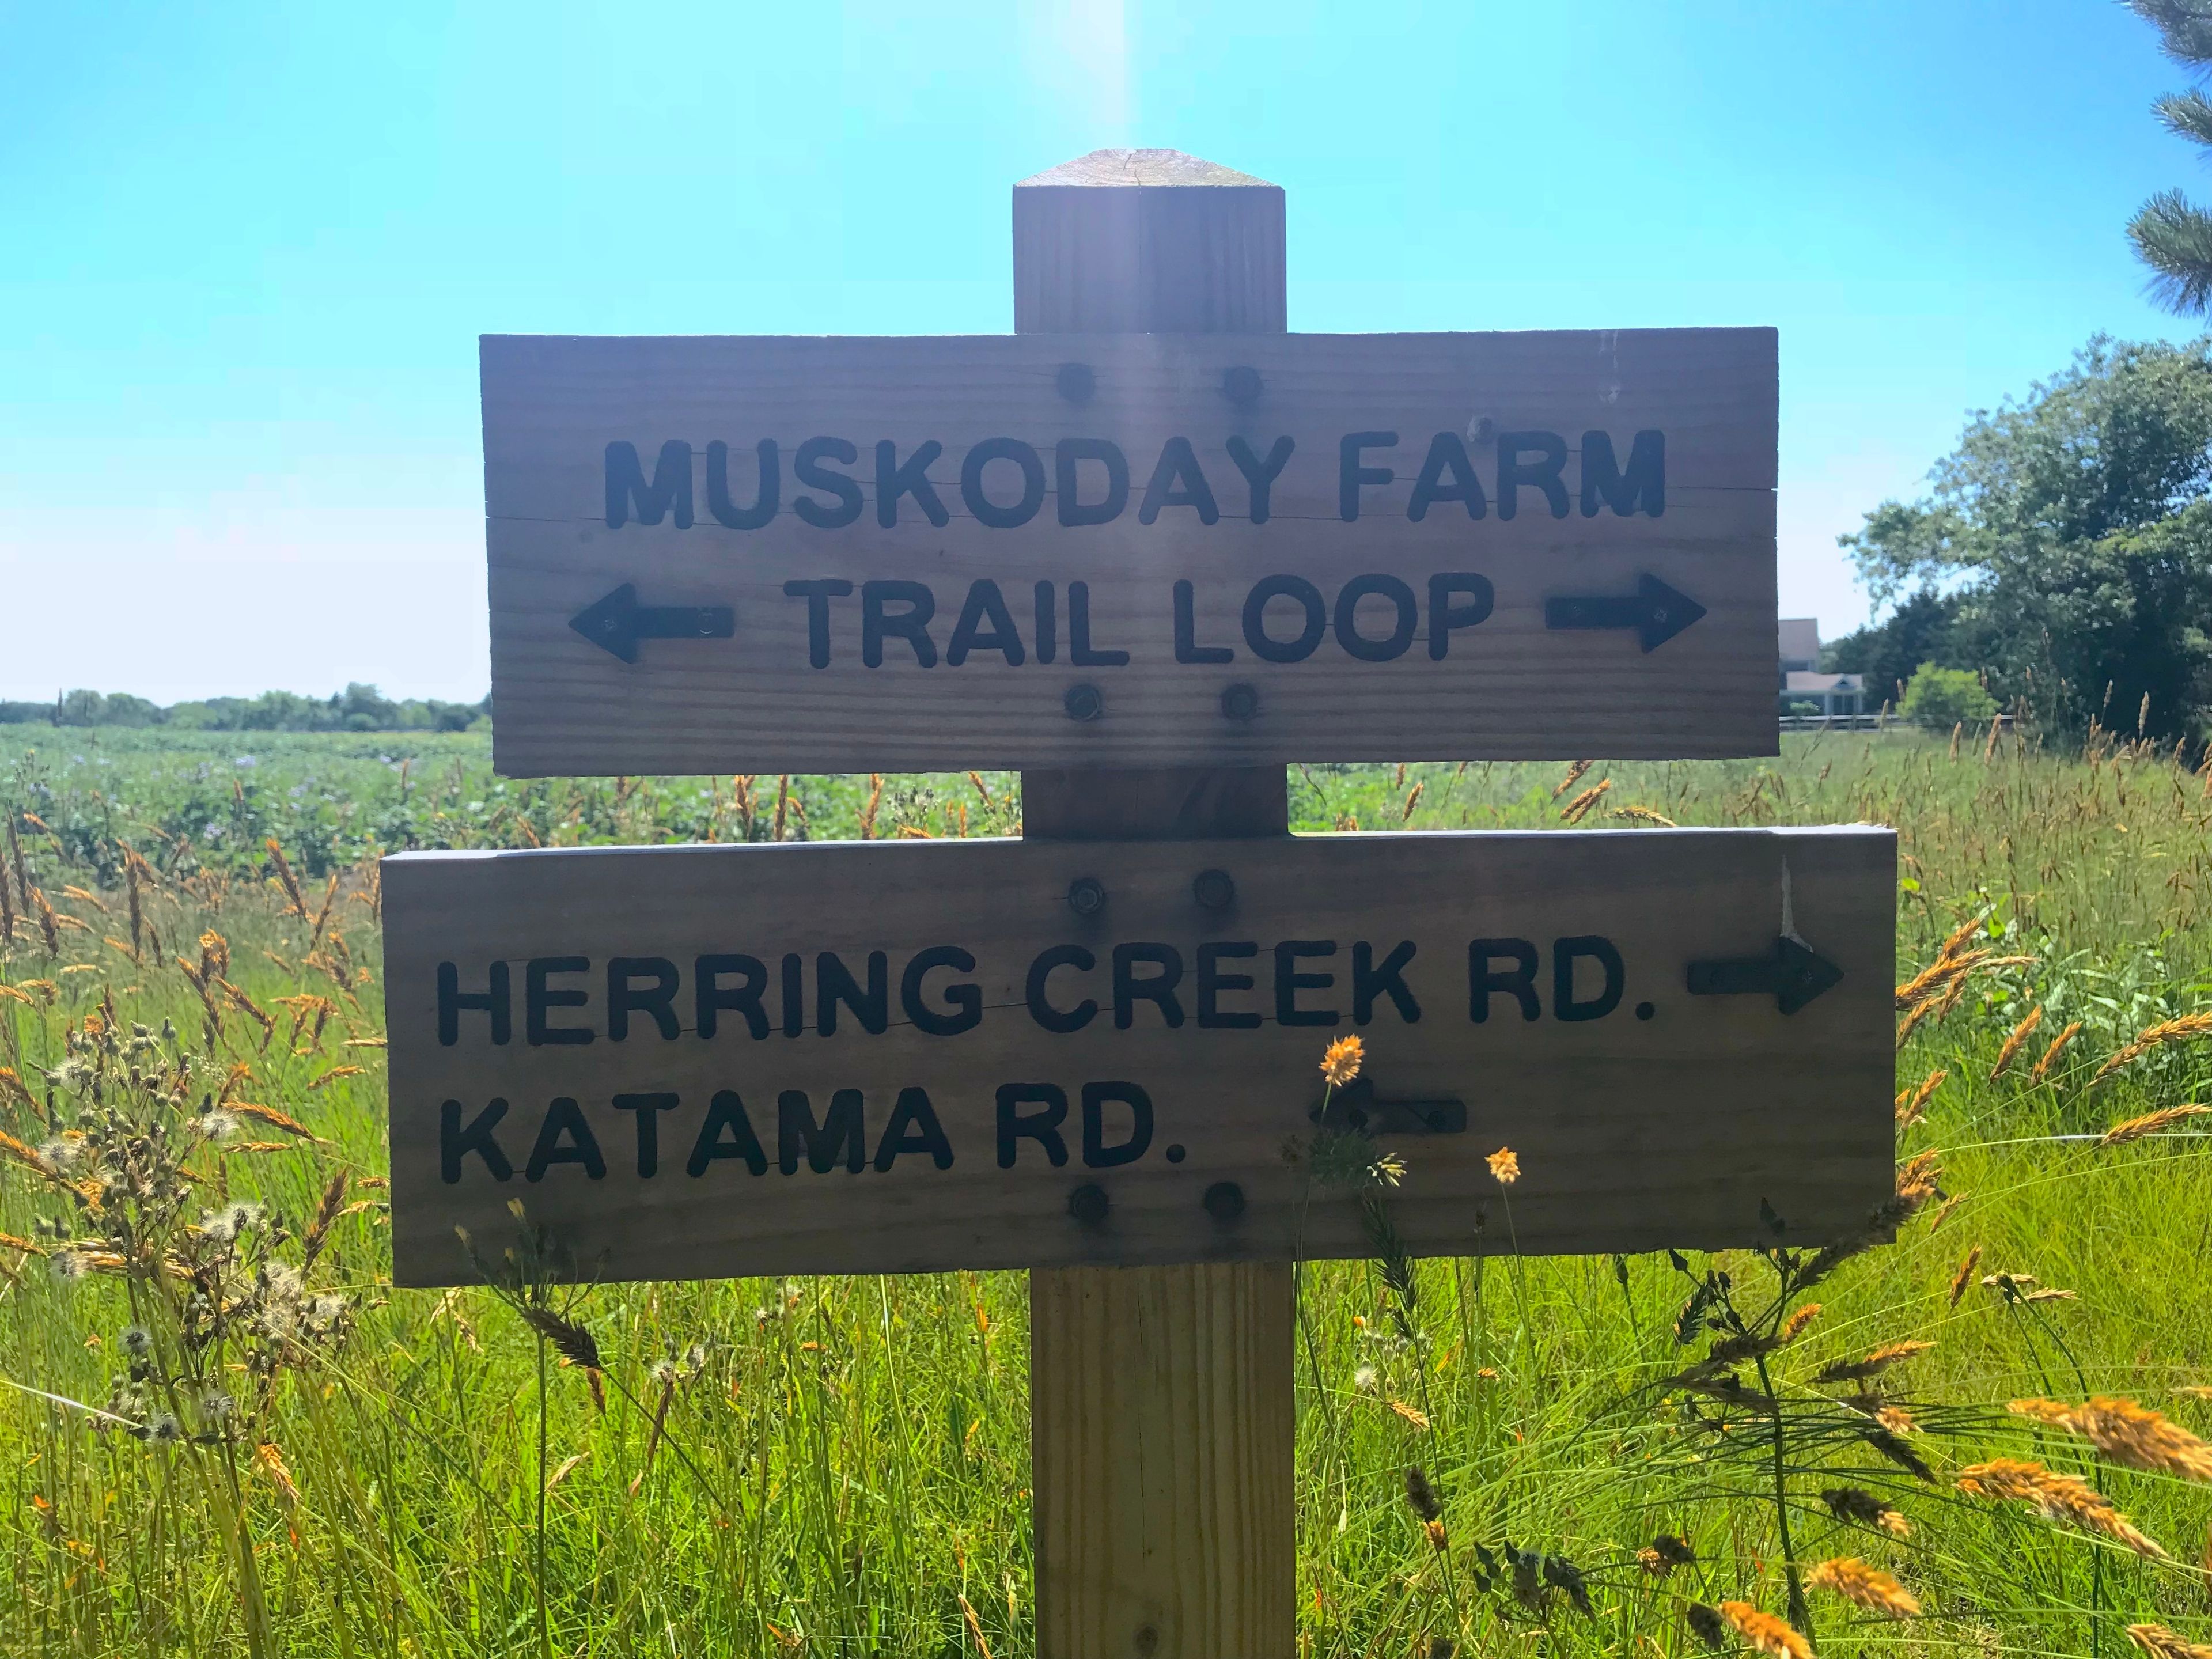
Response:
[1778, 618, 1821, 664]
[1785, 671, 1863, 692]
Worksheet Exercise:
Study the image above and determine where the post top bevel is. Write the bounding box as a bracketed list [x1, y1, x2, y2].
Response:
[1017, 149, 1277, 189]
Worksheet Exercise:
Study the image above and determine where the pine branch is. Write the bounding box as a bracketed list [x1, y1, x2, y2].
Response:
[2129, 188, 2212, 313]
[2130, 0, 2212, 67]
[2157, 87, 2212, 146]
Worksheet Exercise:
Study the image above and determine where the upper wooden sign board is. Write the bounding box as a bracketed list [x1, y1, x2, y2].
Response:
[481, 328, 1778, 776]
[384, 825, 1891, 1287]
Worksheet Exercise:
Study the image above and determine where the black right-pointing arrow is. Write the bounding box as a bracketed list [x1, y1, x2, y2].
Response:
[1686, 935, 1844, 1016]
[1544, 573, 1707, 652]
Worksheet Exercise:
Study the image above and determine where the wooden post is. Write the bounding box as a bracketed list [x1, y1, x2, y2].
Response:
[1017, 149, 1297, 1659]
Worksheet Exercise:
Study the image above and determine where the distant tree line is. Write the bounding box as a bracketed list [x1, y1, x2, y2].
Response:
[0, 684, 488, 733]
[1826, 335, 2212, 745]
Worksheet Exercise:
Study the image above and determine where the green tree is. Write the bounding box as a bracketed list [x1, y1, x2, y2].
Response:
[1821, 588, 1962, 712]
[335, 683, 399, 730]
[236, 691, 326, 732]
[1897, 663, 1998, 732]
[1841, 336, 2212, 741]
[2128, 1, 2212, 312]
[97, 693, 162, 728]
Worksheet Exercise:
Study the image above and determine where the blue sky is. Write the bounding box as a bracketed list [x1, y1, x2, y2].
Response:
[0, 0, 2197, 702]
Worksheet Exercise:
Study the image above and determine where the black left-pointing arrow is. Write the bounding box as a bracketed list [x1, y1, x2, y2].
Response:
[1686, 935, 1844, 1016]
[570, 584, 736, 664]
[1543, 573, 1707, 653]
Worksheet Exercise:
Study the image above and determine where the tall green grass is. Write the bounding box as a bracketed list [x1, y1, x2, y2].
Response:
[2, 728, 2210, 1657]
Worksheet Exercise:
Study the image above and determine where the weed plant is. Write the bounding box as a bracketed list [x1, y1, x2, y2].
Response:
[2, 725, 2210, 1656]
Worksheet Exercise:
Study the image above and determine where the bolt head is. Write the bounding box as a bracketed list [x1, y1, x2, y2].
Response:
[1063, 683, 1104, 722]
[1222, 365, 1263, 407]
[1055, 362, 1096, 405]
[1068, 1184, 1109, 1225]
[1203, 1182, 1246, 1222]
[1220, 682, 1260, 722]
[1192, 868, 1235, 910]
[1066, 877, 1106, 917]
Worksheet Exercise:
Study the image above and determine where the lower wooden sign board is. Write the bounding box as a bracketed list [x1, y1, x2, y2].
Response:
[382, 827, 1894, 1287]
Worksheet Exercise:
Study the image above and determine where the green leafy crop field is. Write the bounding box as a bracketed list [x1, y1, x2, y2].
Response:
[2, 727, 2210, 1657]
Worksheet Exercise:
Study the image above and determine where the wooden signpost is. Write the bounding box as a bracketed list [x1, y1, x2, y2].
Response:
[388, 150, 1891, 1658]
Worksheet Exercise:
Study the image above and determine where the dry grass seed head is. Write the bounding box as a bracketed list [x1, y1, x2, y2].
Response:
[1897, 1149, 1943, 1206]
[1798, 1153, 1944, 1285]
[1955, 1458, 2167, 1556]
[1806, 1556, 1920, 1618]
[1815, 1339, 1936, 1386]
[1716, 1601, 1813, 1658]
[2099, 1103, 2211, 1147]
[255, 1440, 300, 1508]
[1989, 1006, 2043, 1079]
[2126, 1625, 2212, 1659]
[1403, 1465, 1440, 1521]
[301, 1169, 349, 1268]
[1897, 1068, 1946, 1125]
[2031, 1020, 2084, 1082]
[1486, 1146, 1520, 1185]
[263, 838, 309, 919]
[2092, 1011, 2212, 1086]
[516, 1305, 603, 1372]
[1822, 1486, 1911, 1537]
[227, 1101, 318, 1140]
[1980, 1271, 2077, 1305]
[2008, 1397, 2212, 1482]
[1950, 1244, 1983, 1308]
[1705, 1330, 1779, 1369]
[1935, 911, 1988, 962]
[1559, 779, 1612, 824]
[1685, 1603, 1728, 1649]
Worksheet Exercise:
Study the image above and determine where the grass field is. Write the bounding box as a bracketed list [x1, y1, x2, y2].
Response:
[3, 725, 2211, 1658]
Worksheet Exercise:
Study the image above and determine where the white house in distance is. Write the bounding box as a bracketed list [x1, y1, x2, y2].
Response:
[1779, 618, 1866, 717]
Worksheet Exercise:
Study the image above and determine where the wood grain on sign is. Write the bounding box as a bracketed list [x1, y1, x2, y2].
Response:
[481, 328, 1778, 775]
[382, 826, 1893, 1287]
